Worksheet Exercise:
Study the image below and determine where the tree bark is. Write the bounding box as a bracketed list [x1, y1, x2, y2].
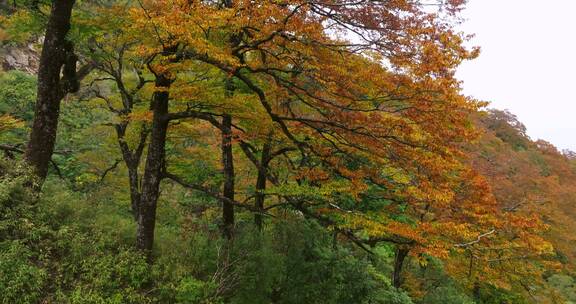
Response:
[219, 0, 237, 240]
[135, 73, 171, 256]
[392, 246, 410, 288]
[25, 0, 78, 184]
[221, 114, 235, 239]
[128, 167, 141, 218]
[254, 138, 271, 230]
[115, 122, 148, 220]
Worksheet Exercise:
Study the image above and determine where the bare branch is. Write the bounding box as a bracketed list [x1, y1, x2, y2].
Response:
[100, 159, 122, 182]
[454, 229, 496, 248]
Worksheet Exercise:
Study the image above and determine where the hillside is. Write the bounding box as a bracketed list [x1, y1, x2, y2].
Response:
[1, 1, 575, 303]
[471, 109, 576, 301]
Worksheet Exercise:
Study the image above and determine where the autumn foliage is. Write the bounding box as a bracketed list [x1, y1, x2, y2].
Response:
[0, 0, 569, 303]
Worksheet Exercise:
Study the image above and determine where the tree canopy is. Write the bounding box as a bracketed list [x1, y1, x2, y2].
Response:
[0, 0, 571, 303]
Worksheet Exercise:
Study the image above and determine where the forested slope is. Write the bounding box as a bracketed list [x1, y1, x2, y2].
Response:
[0, 1, 574, 303]
[470, 109, 576, 302]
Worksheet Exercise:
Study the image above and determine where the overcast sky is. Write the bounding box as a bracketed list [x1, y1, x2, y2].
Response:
[455, 0, 576, 151]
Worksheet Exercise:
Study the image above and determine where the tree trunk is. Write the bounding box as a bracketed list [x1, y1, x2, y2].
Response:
[25, 0, 77, 184]
[115, 123, 147, 220]
[128, 165, 141, 220]
[221, 114, 235, 239]
[135, 73, 171, 256]
[254, 138, 271, 230]
[392, 246, 410, 288]
[220, 0, 237, 239]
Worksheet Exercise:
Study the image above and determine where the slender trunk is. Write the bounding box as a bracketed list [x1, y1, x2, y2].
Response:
[221, 114, 235, 239]
[128, 166, 141, 220]
[25, 0, 77, 184]
[392, 246, 410, 288]
[135, 73, 171, 256]
[254, 138, 271, 230]
[219, 0, 237, 239]
[115, 123, 147, 220]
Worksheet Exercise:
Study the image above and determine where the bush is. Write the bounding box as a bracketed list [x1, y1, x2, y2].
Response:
[0, 241, 47, 304]
[176, 277, 221, 304]
[421, 286, 474, 304]
[370, 288, 414, 304]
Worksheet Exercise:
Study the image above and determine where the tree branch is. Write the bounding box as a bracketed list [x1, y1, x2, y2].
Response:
[163, 171, 273, 216]
[454, 229, 496, 248]
[100, 159, 122, 182]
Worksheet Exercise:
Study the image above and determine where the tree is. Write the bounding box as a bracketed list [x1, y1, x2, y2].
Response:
[24, 0, 91, 185]
[135, 46, 176, 254]
[87, 34, 151, 220]
[0, 0, 571, 302]
[116, 0, 481, 255]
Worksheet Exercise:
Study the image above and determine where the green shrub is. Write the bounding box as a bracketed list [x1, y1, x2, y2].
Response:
[0, 241, 47, 304]
[370, 288, 414, 304]
[175, 277, 222, 304]
[421, 286, 474, 304]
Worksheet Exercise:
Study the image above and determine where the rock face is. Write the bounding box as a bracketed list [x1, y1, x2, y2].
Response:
[1, 42, 40, 74]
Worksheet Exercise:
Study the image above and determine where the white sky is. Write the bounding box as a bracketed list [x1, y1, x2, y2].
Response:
[456, 0, 576, 151]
